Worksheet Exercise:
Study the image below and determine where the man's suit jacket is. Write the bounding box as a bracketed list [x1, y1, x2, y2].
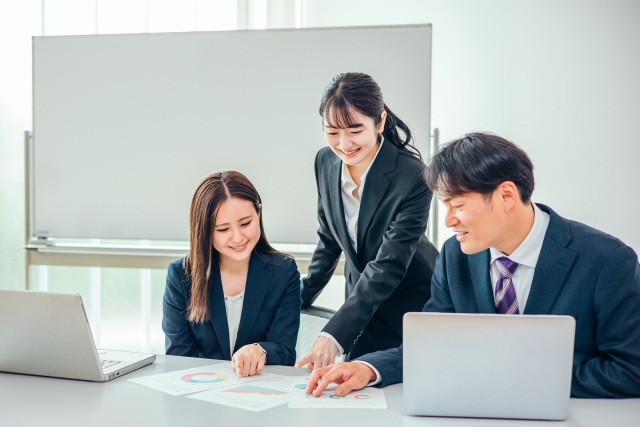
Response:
[358, 204, 640, 398]
[301, 141, 440, 354]
[163, 252, 301, 366]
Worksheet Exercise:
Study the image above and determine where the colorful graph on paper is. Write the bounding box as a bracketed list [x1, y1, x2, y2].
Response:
[223, 385, 288, 396]
[181, 372, 228, 384]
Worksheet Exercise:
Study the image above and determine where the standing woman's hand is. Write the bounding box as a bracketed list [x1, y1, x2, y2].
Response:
[231, 344, 266, 378]
[295, 336, 339, 370]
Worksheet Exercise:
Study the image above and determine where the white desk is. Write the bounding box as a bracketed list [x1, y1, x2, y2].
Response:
[1, 355, 638, 427]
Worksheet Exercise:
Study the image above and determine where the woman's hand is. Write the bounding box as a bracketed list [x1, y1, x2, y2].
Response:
[294, 336, 340, 370]
[231, 344, 266, 378]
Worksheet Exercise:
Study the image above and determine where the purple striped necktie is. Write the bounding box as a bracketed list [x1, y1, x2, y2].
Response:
[495, 256, 520, 315]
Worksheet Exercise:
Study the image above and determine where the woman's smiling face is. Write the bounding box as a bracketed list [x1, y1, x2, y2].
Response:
[212, 198, 261, 264]
[323, 108, 386, 167]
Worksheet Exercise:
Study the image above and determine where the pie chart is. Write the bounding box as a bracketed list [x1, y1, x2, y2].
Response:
[181, 372, 228, 383]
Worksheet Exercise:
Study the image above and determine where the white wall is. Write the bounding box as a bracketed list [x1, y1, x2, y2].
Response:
[2, 1, 639, 293]
[303, 0, 640, 252]
[0, 1, 41, 290]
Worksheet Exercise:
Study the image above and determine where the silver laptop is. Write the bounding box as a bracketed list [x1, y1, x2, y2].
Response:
[403, 313, 575, 420]
[0, 290, 155, 382]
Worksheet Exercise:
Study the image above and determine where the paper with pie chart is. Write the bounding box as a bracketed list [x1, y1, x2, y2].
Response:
[284, 375, 345, 395]
[187, 378, 306, 412]
[128, 362, 273, 396]
[287, 386, 387, 409]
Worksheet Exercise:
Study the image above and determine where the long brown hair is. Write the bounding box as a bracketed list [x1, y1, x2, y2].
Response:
[184, 171, 290, 323]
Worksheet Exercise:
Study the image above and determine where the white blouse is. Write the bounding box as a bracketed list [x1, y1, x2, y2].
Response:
[224, 289, 245, 357]
[340, 137, 385, 252]
[323, 137, 385, 355]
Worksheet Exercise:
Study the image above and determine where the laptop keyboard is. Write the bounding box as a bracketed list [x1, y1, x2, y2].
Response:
[100, 359, 121, 369]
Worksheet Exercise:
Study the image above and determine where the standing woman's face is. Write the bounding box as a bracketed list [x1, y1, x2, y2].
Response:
[212, 198, 261, 265]
[323, 109, 387, 167]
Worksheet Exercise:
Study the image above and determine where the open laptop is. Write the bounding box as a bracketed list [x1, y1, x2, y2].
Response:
[403, 312, 575, 420]
[0, 290, 155, 382]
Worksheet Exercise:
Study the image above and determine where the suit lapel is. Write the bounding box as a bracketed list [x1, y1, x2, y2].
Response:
[468, 250, 497, 313]
[208, 267, 231, 360]
[233, 253, 272, 352]
[356, 141, 395, 254]
[327, 160, 361, 269]
[524, 204, 577, 314]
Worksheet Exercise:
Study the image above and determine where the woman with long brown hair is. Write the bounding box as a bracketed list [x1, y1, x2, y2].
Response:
[163, 171, 301, 376]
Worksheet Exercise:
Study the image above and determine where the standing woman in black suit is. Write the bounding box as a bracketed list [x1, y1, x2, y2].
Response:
[296, 72, 439, 369]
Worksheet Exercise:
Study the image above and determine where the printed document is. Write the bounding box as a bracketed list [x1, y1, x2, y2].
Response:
[128, 362, 273, 396]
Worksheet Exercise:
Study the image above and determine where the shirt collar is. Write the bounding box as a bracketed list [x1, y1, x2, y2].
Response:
[490, 203, 549, 269]
[341, 136, 385, 188]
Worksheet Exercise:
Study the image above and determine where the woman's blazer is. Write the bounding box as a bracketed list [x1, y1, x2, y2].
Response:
[163, 252, 301, 366]
[301, 141, 440, 354]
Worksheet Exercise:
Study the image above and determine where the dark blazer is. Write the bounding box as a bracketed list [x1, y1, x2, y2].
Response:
[162, 252, 301, 366]
[358, 204, 640, 398]
[301, 141, 439, 357]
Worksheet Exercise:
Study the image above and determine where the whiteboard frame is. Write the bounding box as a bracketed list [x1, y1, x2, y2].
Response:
[28, 24, 433, 249]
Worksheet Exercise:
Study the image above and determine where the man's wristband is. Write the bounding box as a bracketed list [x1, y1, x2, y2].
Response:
[254, 343, 267, 359]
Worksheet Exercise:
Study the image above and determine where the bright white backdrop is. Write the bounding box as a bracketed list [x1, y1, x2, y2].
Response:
[303, 0, 640, 252]
[1, 0, 639, 353]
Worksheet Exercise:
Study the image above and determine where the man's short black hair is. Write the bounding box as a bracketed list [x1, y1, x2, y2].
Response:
[424, 132, 535, 203]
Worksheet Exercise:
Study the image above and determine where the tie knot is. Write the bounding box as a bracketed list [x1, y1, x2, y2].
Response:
[496, 256, 518, 278]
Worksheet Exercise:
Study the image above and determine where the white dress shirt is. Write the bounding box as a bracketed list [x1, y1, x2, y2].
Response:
[319, 138, 385, 356]
[224, 289, 245, 357]
[489, 202, 550, 312]
[359, 202, 550, 385]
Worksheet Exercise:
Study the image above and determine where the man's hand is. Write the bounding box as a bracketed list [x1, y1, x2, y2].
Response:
[305, 362, 377, 397]
[294, 336, 339, 370]
[231, 344, 265, 378]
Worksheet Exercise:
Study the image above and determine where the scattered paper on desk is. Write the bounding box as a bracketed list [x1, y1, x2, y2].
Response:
[187, 376, 304, 412]
[288, 387, 387, 409]
[128, 362, 273, 396]
[284, 376, 317, 394]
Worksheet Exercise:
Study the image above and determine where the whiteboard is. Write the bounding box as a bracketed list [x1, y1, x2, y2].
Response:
[33, 25, 431, 243]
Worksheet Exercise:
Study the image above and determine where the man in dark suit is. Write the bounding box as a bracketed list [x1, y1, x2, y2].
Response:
[306, 132, 640, 399]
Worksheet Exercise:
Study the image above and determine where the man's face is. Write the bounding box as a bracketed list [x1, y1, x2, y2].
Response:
[441, 190, 508, 255]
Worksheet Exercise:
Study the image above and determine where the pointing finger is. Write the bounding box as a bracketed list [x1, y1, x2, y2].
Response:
[305, 365, 329, 395]
[312, 365, 342, 397]
[294, 356, 310, 369]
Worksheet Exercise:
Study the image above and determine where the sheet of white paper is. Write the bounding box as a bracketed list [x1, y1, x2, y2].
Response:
[283, 375, 318, 394]
[283, 375, 345, 395]
[187, 376, 305, 412]
[128, 362, 273, 396]
[288, 386, 387, 409]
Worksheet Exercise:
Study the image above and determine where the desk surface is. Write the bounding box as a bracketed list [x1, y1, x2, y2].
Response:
[1, 355, 638, 427]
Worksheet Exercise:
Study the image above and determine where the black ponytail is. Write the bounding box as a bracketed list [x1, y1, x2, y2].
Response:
[381, 103, 421, 160]
[319, 72, 422, 160]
